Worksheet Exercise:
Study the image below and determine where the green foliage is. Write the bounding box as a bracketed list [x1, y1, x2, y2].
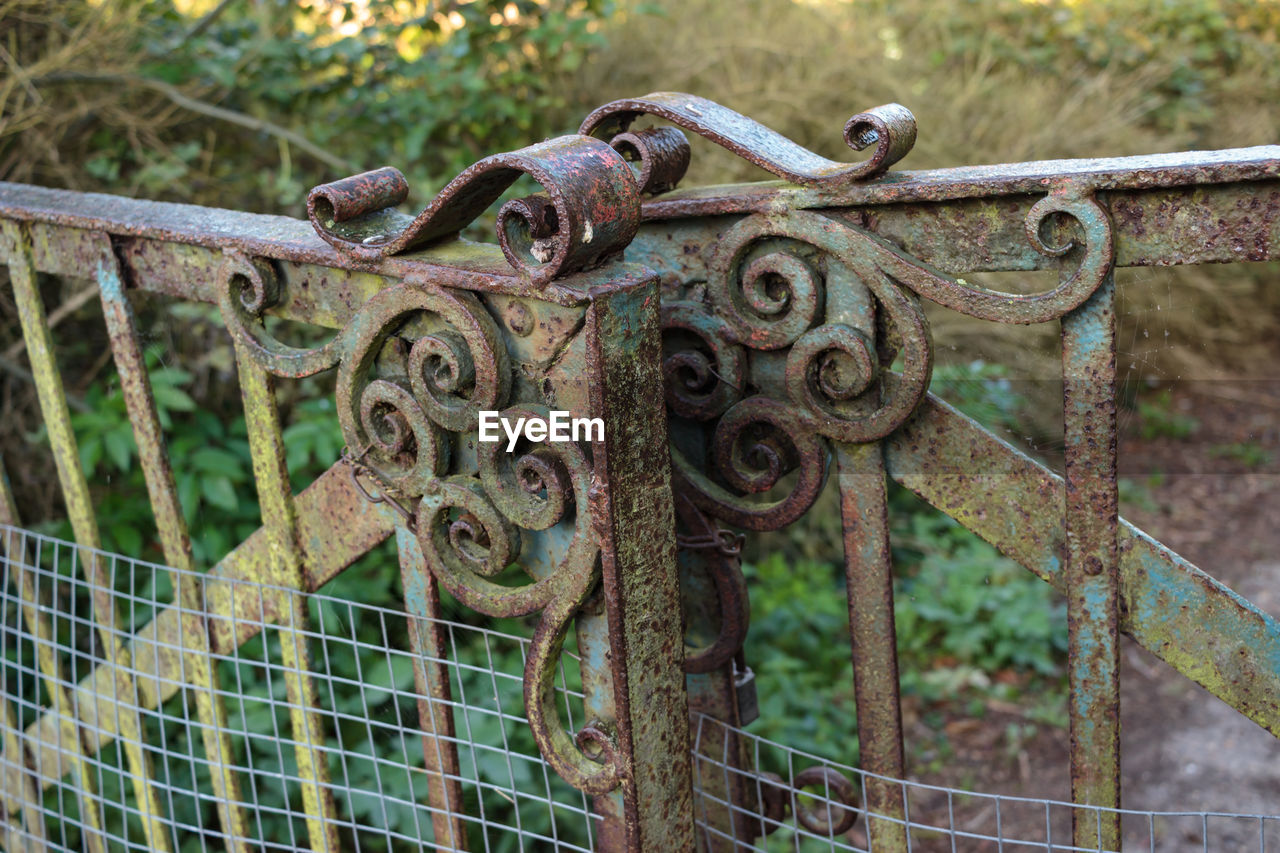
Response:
[743, 552, 855, 767]
[743, 487, 1068, 773]
[77, 0, 618, 211]
[1210, 440, 1273, 468]
[890, 489, 1068, 703]
[737, 355, 1066, 774]
[1137, 388, 1200, 440]
[928, 360, 1027, 438]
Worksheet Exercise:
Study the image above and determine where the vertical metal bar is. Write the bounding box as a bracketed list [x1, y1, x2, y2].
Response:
[586, 280, 696, 852]
[1060, 269, 1121, 850]
[3, 221, 173, 851]
[0, 459, 105, 853]
[687, 670, 760, 849]
[574, 594, 626, 849]
[232, 341, 340, 852]
[835, 264, 908, 852]
[836, 442, 908, 852]
[0, 464, 50, 851]
[95, 243, 252, 852]
[394, 526, 468, 850]
[1, 696, 49, 852]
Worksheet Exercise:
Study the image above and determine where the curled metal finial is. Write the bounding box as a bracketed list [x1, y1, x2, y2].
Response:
[307, 135, 640, 286]
[609, 126, 692, 194]
[579, 92, 916, 188]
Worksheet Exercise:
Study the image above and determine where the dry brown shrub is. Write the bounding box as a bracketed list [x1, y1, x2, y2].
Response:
[574, 0, 1280, 390]
[0, 1, 178, 189]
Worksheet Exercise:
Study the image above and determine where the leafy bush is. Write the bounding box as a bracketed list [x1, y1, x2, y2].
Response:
[743, 490, 1068, 774]
[2, 0, 618, 212]
[891, 491, 1067, 701]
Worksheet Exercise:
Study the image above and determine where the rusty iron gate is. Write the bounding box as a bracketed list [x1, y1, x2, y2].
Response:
[1, 92, 1279, 852]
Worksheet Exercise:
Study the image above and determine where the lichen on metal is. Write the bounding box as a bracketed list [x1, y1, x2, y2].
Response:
[0, 90, 1278, 853]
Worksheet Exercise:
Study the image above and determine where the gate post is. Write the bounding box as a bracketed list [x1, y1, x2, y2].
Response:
[587, 281, 697, 851]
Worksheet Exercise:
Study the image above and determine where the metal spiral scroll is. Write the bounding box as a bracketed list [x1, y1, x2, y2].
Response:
[864, 187, 1115, 324]
[333, 282, 511, 496]
[414, 406, 619, 794]
[758, 767, 861, 837]
[218, 253, 621, 792]
[663, 210, 934, 532]
[307, 135, 640, 287]
[580, 91, 917, 191]
[218, 250, 348, 378]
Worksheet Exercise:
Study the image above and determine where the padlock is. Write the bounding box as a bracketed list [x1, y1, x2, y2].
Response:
[734, 663, 759, 725]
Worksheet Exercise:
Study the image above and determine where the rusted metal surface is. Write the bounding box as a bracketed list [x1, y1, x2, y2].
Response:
[581, 92, 916, 187]
[395, 528, 470, 850]
[752, 765, 861, 840]
[622, 97, 1280, 850]
[586, 283, 696, 849]
[1061, 271, 1122, 849]
[2, 92, 1280, 852]
[4, 221, 175, 853]
[885, 394, 1280, 734]
[308, 136, 640, 285]
[635, 144, 1280, 216]
[234, 340, 343, 852]
[609, 126, 691, 195]
[98, 240, 253, 852]
[675, 490, 760, 849]
[837, 442, 907, 852]
[217, 132, 689, 847]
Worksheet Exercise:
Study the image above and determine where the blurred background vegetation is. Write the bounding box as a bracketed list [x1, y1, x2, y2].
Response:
[1, 0, 1278, 847]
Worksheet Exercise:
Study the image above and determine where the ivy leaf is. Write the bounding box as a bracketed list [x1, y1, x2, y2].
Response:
[104, 427, 135, 473]
[152, 382, 197, 414]
[201, 475, 239, 513]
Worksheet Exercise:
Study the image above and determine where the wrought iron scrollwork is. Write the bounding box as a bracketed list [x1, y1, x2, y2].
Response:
[663, 209, 935, 537]
[416, 418, 618, 793]
[218, 250, 346, 378]
[662, 188, 1113, 547]
[580, 91, 916, 188]
[867, 186, 1115, 323]
[216, 97, 1120, 807]
[217, 251, 623, 795]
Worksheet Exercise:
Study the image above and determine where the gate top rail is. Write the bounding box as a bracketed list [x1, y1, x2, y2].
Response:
[2, 145, 1277, 243]
[635, 144, 1280, 216]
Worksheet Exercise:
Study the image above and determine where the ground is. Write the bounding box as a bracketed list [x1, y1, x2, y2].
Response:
[898, 381, 1280, 851]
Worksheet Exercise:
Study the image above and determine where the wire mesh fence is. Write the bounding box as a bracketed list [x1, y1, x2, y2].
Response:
[690, 712, 1280, 853]
[0, 524, 597, 852]
[2, 523, 1278, 852]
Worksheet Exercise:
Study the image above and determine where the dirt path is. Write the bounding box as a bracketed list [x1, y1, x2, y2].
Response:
[1115, 383, 1280, 849]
